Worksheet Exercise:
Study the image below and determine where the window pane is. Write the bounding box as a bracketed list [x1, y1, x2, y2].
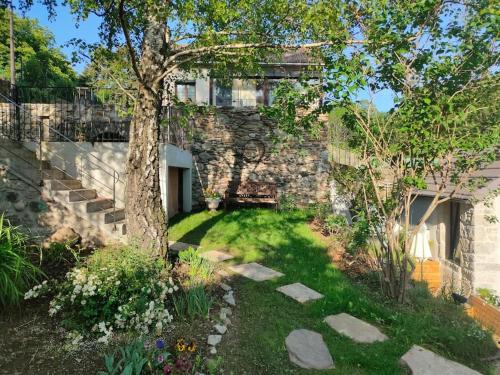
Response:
[176, 82, 195, 102]
[215, 81, 232, 106]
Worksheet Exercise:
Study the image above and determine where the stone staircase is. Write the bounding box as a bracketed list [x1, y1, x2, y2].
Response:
[41, 175, 127, 240]
[0, 139, 126, 244]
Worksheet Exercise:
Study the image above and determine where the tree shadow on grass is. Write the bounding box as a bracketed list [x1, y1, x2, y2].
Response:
[168, 209, 228, 246]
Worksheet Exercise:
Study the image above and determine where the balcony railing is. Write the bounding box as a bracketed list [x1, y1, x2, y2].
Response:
[0, 84, 192, 149]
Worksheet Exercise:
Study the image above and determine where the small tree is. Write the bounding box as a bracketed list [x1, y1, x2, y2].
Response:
[265, 0, 499, 301]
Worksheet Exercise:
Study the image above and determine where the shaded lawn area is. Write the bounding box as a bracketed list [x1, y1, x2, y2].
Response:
[170, 209, 496, 375]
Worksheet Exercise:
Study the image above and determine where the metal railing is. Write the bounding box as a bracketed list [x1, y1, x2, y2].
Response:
[0, 91, 122, 229]
[0, 84, 192, 148]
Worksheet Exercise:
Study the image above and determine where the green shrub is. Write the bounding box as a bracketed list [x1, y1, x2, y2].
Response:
[0, 214, 41, 306]
[26, 245, 177, 343]
[324, 214, 348, 236]
[279, 194, 299, 212]
[347, 213, 371, 254]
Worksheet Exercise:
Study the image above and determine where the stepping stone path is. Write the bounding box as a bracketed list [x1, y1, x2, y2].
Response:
[285, 329, 335, 370]
[400, 345, 482, 375]
[168, 241, 198, 252]
[229, 262, 283, 281]
[200, 250, 234, 263]
[324, 313, 388, 343]
[277, 283, 324, 303]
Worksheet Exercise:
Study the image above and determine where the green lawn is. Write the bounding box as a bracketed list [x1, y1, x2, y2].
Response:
[169, 209, 496, 374]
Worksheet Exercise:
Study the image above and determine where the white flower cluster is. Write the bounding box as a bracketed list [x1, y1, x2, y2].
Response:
[24, 280, 48, 300]
[95, 321, 114, 344]
[49, 293, 64, 316]
[48, 264, 179, 343]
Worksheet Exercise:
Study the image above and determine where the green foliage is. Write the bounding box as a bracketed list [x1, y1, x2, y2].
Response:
[347, 213, 371, 254]
[173, 285, 214, 320]
[0, 214, 41, 306]
[477, 288, 500, 308]
[278, 194, 299, 212]
[0, 8, 77, 86]
[178, 247, 214, 284]
[25, 245, 177, 341]
[100, 341, 149, 375]
[39, 241, 81, 266]
[99, 339, 172, 375]
[184, 285, 213, 319]
[324, 214, 348, 236]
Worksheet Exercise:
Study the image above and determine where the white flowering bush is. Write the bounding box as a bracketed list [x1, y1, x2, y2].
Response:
[25, 246, 178, 343]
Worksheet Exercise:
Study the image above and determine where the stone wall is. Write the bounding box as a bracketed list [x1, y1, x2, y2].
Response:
[471, 197, 500, 293]
[438, 198, 500, 296]
[189, 108, 331, 208]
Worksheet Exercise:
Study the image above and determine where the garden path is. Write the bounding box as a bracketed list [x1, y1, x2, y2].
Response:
[170, 241, 483, 374]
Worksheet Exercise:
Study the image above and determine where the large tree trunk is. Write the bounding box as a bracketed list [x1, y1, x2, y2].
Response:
[125, 16, 168, 255]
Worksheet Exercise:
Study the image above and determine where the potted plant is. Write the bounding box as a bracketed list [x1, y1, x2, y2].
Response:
[204, 188, 222, 211]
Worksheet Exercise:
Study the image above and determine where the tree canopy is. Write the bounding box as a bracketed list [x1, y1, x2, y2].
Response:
[0, 8, 78, 87]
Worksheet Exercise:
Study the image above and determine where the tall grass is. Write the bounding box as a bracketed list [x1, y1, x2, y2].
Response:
[0, 214, 41, 306]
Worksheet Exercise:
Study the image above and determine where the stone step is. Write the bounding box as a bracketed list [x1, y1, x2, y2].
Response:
[103, 208, 125, 224]
[324, 313, 388, 343]
[400, 345, 481, 374]
[41, 169, 69, 180]
[68, 189, 97, 202]
[49, 179, 83, 190]
[86, 198, 114, 213]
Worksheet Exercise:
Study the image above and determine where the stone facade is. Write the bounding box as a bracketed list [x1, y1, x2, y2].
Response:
[189, 108, 331, 208]
[470, 197, 500, 293]
[415, 197, 500, 296]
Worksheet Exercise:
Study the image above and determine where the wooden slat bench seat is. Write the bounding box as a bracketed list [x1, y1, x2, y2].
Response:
[224, 181, 278, 210]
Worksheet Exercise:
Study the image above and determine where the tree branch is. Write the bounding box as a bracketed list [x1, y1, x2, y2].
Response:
[118, 0, 144, 86]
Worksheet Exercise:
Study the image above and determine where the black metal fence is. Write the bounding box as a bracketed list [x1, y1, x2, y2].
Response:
[0, 83, 192, 148]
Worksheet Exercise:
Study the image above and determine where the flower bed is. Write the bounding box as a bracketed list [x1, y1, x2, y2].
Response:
[467, 295, 500, 336]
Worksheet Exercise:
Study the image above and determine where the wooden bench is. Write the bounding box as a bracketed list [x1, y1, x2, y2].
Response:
[224, 181, 278, 210]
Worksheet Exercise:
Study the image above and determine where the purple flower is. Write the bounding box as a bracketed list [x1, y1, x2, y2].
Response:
[156, 339, 165, 349]
[163, 364, 172, 374]
[157, 354, 165, 364]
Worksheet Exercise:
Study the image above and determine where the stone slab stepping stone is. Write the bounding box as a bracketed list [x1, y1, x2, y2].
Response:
[285, 329, 334, 370]
[324, 313, 388, 343]
[400, 345, 482, 375]
[229, 262, 283, 281]
[277, 283, 324, 303]
[200, 250, 234, 263]
[168, 241, 198, 252]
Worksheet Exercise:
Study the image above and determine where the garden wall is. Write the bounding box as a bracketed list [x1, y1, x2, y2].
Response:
[189, 108, 332, 208]
[467, 295, 500, 336]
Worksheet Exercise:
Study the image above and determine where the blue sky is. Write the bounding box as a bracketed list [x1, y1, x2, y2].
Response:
[14, 2, 395, 111]
[15, 1, 101, 73]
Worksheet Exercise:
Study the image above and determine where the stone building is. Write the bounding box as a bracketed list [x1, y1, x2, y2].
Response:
[411, 161, 500, 295]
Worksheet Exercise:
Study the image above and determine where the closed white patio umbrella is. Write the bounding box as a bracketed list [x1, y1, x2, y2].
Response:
[410, 223, 432, 260]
